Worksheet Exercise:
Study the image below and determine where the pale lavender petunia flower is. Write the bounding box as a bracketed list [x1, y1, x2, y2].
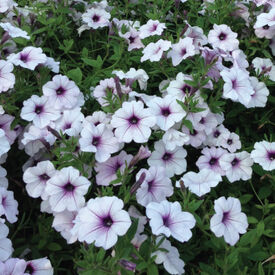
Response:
[23, 160, 56, 200]
[167, 37, 196, 66]
[20, 95, 61, 129]
[210, 196, 248, 246]
[45, 166, 91, 212]
[208, 24, 239, 51]
[0, 187, 18, 223]
[0, 166, 8, 188]
[82, 8, 111, 29]
[42, 75, 81, 110]
[141, 39, 171, 62]
[250, 141, 275, 171]
[25, 257, 53, 275]
[121, 29, 144, 51]
[220, 67, 253, 106]
[0, 22, 30, 39]
[148, 140, 187, 178]
[95, 150, 133, 186]
[72, 196, 131, 250]
[162, 129, 190, 151]
[181, 126, 207, 148]
[79, 123, 119, 162]
[0, 258, 26, 274]
[246, 77, 269, 108]
[152, 237, 185, 275]
[177, 169, 222, 197]
[196, 147, 227, 175]
[136, 166, 173, 207]
[146, 200, 196, 242]
[0, 114, 18, 145]
[0, 60, 15, 93]
[93, 78, 117, 106]
[139, 19, 166, 39]
[220, 151, 253, 183]
[147, 95, 186, 131]
[7, 46, 47, 70]
[221, 132, 241, 153]
[52, 210, 78, 244]
[252, 57, 275, 81]
[111, 101, 156, 143]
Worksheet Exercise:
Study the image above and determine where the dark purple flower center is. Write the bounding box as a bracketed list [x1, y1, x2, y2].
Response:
[231, 158, 239, 167]
[162, 215, 170, 227]
[267, 151, 275, 161]
[222, 211, 230, 223]
[92, 14, 100, 22]
[218, 32, 227, 41]
[209, 157, 217, 166]
[162, 152, 172, 161]
[190, 129, 197, 136]
[56, 86, 66, 95]
[181, 48, 187, 56]
[102, 215, 113, 227]
[34, 105, 43, 114]
[63, 182, 75, 192]
[181, 85, 191, 94]
[231, 79, 238, 89]
[147, 180, 154, 192]
[263, 24, 269, 30]
[1, 196, 6, 207]
[39, 173, 50, 181]
[161, 107, 171, 117]
[129, 36, 135, 43]
[25, 263, 34, 274]
[200, 117, 205, 124]
[92, 136, 101, 146]
[64, 123, 72, 130]
[114, 161, 122, 171]
[227, 139, 233, 145]
[20, 53, 29, 62]
[213, 130, 220, 138]
[128, 115, 139, 125]
[151, 24, 158, 31]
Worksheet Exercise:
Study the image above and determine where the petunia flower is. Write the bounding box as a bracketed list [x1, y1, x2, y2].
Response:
[141, 39, 171, 62]
[45, 166, 91, 212]
[250, 141, 275, 171]
[72, 196, 131, 250]
[79, 123, 119, 163]
[25, 258, 53, 275]
[42, 74, 81, 110]
[0, 60, 15, 93]
[0, 187, 18, 223]
[0, 22, 30, 39]
[111, 101, 156, 143]
[167, 37, 196, 66]
[210, 196, 248, 246]
[0, 114, 18, 145]
[0, 258, 26, 273]
[148, 140, 187, 178]
[23, 160, 56, 200]
[95, 150, 133, 186]
[252, 57, 275, 81]
[0, 129, 10, 158]
[139, 19, 166, 39]
[208, 24, 239, 51]
[20, 95, 61, 129]
[220, 67, 253, 106]
[82, 8, 111, 29]
[7, 46, 47, 70]
[152, 237, 185, 275]
[246, 77, 269, 108]
[219, 151, 253, 183]
[196, 147, 227, 175]
[177, 169, 222, 197]
[0, 166, 8, 188]
[147, 95, 186, 131]
[135, 166, 173, 207]
[221, 132, 241, 153]
[146, 200, 196, 242]
[162, 129, 190, 151]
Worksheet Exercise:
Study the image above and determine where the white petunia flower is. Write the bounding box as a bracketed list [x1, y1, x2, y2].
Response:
[82, 8, 111, 29]
[45, 166, 91, 212]
[0, 187, 18, 223]
[210, 196, 248, 246]
[177, 169, 222, 197]
[72, 196, 131, 250]
[146, 200, 196, 242]
[250, 141, 275, 171]
[162, 129, 190, 151]
[7, 46, 47, 70]
[141, 39, 171, 62]
[0, 22, 30, 39]
[111, 101, 156, 143]
[0, 60, 15, 93]
[139, 19, 166, 39]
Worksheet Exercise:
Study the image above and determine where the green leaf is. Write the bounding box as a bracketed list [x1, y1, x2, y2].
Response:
[182, 119, 193, 133]
[239, 194, 253, 204]
[247, 251, 269, 261]
[126, 218, 139, 241]
[147, 264, 158, 275]
[48, 242, 62, 251]
[67, 68, 82, 83]
[256, 221, 265, 237]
